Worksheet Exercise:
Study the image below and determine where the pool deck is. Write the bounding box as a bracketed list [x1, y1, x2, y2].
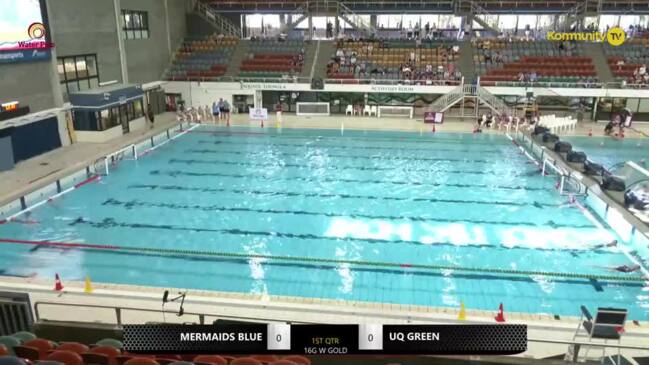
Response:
[1, 113, 648, 361]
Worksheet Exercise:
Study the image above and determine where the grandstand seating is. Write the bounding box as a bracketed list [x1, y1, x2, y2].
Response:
[239, 39, 305, 78]
[0, 331, 312, 365]
[604, 37, 649, 84]
[327, 39, 461, 84]
[166, 36, 238, 81]
[473, 39, 596, 86]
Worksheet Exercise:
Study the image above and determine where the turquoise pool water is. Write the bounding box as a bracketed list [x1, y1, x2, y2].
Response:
[563, 135, 649, 169]
[0, 126, 647, 319]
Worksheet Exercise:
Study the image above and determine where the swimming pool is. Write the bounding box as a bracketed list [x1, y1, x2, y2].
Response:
[562, 135, 649, 169]
[0, 126, 647, 319]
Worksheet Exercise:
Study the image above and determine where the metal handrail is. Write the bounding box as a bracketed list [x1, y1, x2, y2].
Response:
[33, 301, 310, 326]
[528, 337, 649, 351]
[324, 78, 462, 86]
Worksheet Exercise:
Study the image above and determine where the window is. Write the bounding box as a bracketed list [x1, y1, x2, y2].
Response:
[57, 54, 100, 95]
[122, 10, 149, 39]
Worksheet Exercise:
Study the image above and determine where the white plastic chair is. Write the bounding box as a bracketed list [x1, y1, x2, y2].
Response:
[370, 105, 377, 117]
[363, 105, 371, 116]
[345, 105, 354, 116]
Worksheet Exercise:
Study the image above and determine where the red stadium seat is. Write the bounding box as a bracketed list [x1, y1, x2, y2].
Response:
[0, 345, 9, 356]
[192, 355, 228, 365]
[280, 356, 310, 365]
[57, 343, 89, 355]
[250, 355, 279, 363]
[13, 346, 41, 361]
[81, 352, 111, 365]
[123, 358, 160, 365]
[269, 361, 297, 365]
[45, 351, 84, 365]
[229, 359, 263, 365]
[22, 339, 55, 359]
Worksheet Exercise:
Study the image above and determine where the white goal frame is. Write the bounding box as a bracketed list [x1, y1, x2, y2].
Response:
[296, 102, 331, 116]
[94, 144, 138, 175]
[377, 105, 414, 119]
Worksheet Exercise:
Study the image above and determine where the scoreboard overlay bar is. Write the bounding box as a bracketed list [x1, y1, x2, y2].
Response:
[124, 324, 527, 355]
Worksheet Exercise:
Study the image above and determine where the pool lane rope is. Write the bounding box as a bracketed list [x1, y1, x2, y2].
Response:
[0, 238, 645, 283]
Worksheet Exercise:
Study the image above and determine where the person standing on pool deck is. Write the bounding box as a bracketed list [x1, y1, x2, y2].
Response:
[217, 98, 225, 122]
[221, 98, 231, 125]
[212, 101, 221, 123]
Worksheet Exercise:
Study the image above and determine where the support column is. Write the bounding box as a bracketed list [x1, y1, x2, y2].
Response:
[113, 0, 129, 83]
[164, 0, 172, 58]
[44, 0, 64, 108]
[370, 14, 377, 29]
[335, 16, 340, 37]
[254, 90, 263, 108]
[308, 15, 313, 39]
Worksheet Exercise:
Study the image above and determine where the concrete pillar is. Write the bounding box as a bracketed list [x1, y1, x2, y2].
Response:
[164, 0, 172, 58]
[113, 0, 129, 83]
[254, 90, 263, 108]
[308, 15, 313, 39]
[370, 14, 377, 29]
[44, 0, 64, 108]
[335, 16, 340, 36]
[280, 14, 286, 29]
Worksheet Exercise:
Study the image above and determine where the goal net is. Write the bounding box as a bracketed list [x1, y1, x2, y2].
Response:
[296, 102, 330, 116]
[377, 105, 414, 119]
[92, 144, 138, 176]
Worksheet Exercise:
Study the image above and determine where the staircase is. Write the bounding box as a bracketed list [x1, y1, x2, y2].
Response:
[300, 40, 318, 78]
[582, 42, 615, 83]
[476, 86, 515, 116]
[338, 3, 376, 37]
[312, 40, 335, 80]
[192, 0, 241, 37]
[429, 84, 475, 113]
[469, 2, 499, 33]
[457, 40, 476, 82]
[281, 6, 308, 33]
[224, 40, 250, 77]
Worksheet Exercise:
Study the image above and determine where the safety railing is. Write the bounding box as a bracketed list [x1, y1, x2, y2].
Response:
[492, 81, 649, 90]
[338, 2, 376, 37]
[476, 86, 515, 116]
[193, 0, 241, 37]
[33, 301, 308, 326]
[323, 78, 462, 86]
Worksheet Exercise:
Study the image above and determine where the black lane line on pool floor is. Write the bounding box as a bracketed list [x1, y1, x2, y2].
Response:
[31, 246, 640, 288]
[170, 158, 500, 173]
[152, 166, 544, 180]
[183, 150, 495, 164]
[192, 131, 507, 146]
[103, 198, 594, 229]
[196, 139, 508, 153]
[138, 178, 554, 208]
[68, 217, 606, 256]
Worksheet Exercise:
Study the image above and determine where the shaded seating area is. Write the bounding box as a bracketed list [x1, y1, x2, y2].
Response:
[239, 39, 304, 78]
[166, 36, 238, 81]
[327, 39, 461, 84]
[474, 39, 596, 86]
[604, 37, 649, 84]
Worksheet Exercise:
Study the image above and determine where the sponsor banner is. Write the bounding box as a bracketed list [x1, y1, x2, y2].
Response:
[249, 107, 268, 120]
[0, 49, 51, 64]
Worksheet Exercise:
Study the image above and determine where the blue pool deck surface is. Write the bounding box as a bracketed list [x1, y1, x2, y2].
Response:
[0, 126, 647, 320]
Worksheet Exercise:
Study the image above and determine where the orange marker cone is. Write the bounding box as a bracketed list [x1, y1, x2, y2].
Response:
[261, 120, 264, 128]
[495, 303, 506, 322]
[54, 273, 64, 291]
[84, 275, 93, 293]
[432, 125, 436, 133]
[458, 302, 466, 321]
[588, 129, 592, 137]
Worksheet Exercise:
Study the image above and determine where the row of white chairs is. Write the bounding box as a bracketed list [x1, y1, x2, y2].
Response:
[539, 114, 578, 133]
[345, 104, 378, 116]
